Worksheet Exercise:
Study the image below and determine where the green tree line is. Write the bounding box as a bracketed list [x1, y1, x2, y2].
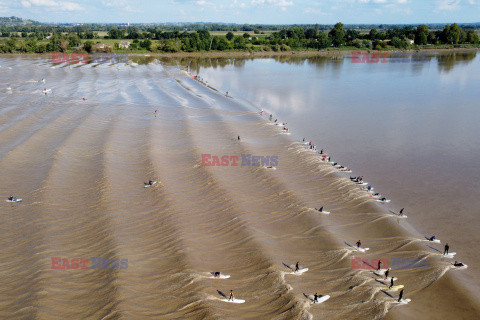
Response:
[1, 22, 478, 54]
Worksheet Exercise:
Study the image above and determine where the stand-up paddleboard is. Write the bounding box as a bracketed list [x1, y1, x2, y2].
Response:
[144, 181, 158, 188]
[281, 132, 291, 135]
[303, 293, 330, 304]
[452, 264, 468, 270]
[388, 285, 404, 291]
[384, 277, 398, 281]
[314, 208, 330, 214]
[442, 252, 456, 258]
[222, 298, 245, 304]
[209, 272, 230, 279]
[6, 199, 22, 203]
[357, 182, 368, 186]
[373, 269, 389, 276]
[283, 262, 308, 275]
[376, 199, 391, 203]
[262, 166, 277, 170]
[217, 290, 245, 303]
[356, 247, 369, 252]
[424, 236, 440, 243]
[396, 298, 411, 305]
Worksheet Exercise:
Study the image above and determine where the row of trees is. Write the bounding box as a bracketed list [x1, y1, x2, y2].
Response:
[265, 23, 479, 49]
[0, 23, 478, 53]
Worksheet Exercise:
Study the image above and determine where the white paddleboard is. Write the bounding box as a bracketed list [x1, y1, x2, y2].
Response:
[376, 199, 391, 203]
[373, 269, 389, 276]
[144, 181, 158, 188]
[442, 252, 456, 258]
[281, 132, 291, 135]
[222, 298, 245, 304]
[426, 239, 440, 243]
[385, 277, 398, 281]
[453, 264, 468, 270]
[304, 294, 330, 304]
[312, 295, 330, 304]
[295, 268, 308, 274]
[388, 285, 404, 291]
[209, 272, 230, 279]
[6, 199, 22, 203]
[283, 263, 308, 274]
[397, 298, 411, 304]
[356, 247, 369, 252]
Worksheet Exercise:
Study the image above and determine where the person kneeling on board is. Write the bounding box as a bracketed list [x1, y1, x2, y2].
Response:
[8, 195, 14, 201]
[453, 261, 465, 267]
[429, 235, 436, 241]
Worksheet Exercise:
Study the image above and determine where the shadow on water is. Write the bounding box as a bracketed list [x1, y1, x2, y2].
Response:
[437, 51, 477, 73]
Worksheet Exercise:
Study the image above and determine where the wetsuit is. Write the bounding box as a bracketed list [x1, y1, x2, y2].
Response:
[398, 289, 404, 302]
[444, 244, 449, 255]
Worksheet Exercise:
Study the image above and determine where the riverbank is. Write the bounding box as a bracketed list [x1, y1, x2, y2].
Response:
[1, 46, 478, 61]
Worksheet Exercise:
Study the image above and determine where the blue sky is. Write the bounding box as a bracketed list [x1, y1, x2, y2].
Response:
[1, 0, 479, 24]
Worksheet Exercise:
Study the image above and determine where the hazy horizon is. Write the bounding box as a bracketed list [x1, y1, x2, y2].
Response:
[1, 0, 479, 25]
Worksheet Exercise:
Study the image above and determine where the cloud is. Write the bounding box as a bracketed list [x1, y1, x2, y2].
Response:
[357, 0, 408, 3]
[101, 0, 139, 12]
[21, 0, 82, 11]
[251, 0, 294, 10]
[436, 0, 461, 10]
[0, 0, 8, 12]
[303, 7, 324, 14]
[102, 0, 127, 7]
